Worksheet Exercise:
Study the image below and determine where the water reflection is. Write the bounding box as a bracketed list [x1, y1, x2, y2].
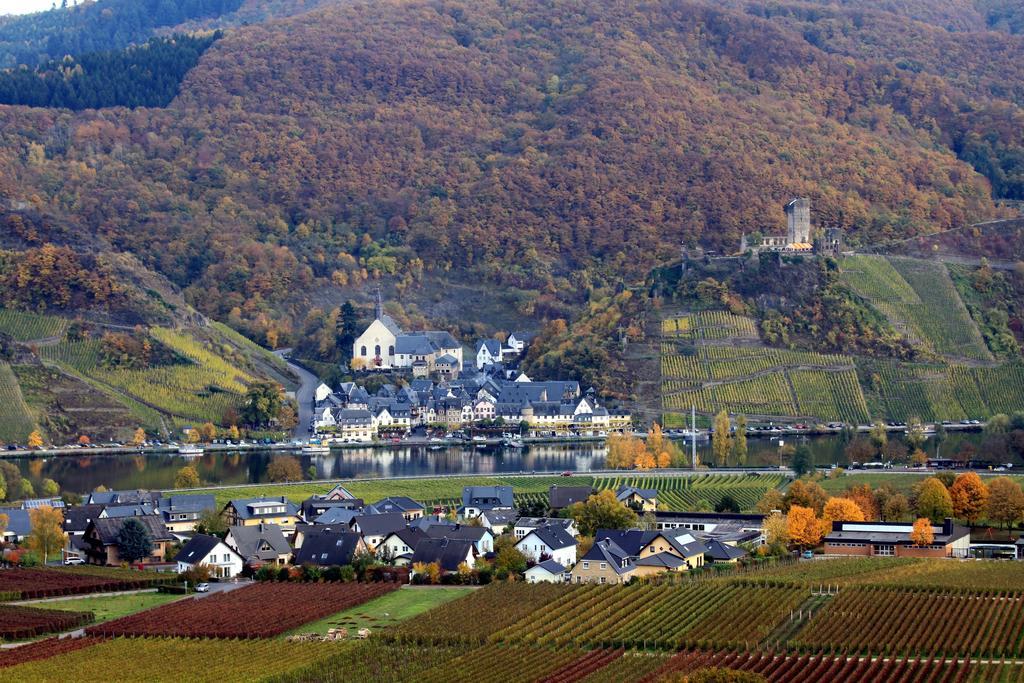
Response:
[7, 431, 995, 494]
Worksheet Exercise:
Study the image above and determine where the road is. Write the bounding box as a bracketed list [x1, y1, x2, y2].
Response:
[275, 349, 319, 439]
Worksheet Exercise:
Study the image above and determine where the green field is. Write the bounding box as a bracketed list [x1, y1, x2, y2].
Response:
[181, 473, 787, 513]
[284, 586, 473, 636]
[841, 255, 991, 361]
[0, 361, 37, 443]
[37, 591, 181, 624]
[0, 308, 68, 342]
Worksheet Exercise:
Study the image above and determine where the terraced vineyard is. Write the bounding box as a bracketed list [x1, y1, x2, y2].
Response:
[863, 360, 1024, 422]
[840, 255, 991, 361]
[790, 369, 870, 425]
[0, 361, 36, 442]
[0, 308, 68, 342]
[593, 474, 786, 511]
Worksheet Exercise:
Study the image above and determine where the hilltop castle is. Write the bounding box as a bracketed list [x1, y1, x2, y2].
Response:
[740, 198, 841, 255]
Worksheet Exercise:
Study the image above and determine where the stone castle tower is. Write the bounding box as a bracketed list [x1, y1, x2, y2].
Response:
[785, 198, 811, 244]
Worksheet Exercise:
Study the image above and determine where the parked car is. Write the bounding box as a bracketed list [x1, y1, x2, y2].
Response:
[195, 583, 210, 593]
[64, 556, 85, 566]
[802, 550, 814, 560]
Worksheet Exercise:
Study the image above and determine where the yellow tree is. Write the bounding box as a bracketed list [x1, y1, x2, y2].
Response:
[712, 411, 732, 467]
[764, 511, 789, 548]
[27, 430, 43, 449]
[228, 425, 240, 441]
[786, 505, 823, 550]
[132, 428, 146, 446]
[822, 497, 866, 524]
[186, 429, 200, 444]
[174, 466, 200, 489]
[199, 422, 217, 443]
[949, 472, 989, 525]
[986, 477, 1024, 529]
[25, 506, 66, 564]
[910, 518, 934, 546]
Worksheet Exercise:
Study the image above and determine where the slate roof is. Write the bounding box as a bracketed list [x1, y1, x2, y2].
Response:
[377, 313, 403, 337]
[549, 485, 594, 509]
[477, 339, 501, 355]
[63, 504, 105, 534]
[226, 497, 299, 521]
[520, 524, 576, 551]
[411, 538, 475, 572]
[158, 495, 216, 515]
[228, 524, 291, 561]
[89, 516, 173, 544]
[579, 538, 634, 575]
[635, 552, 687, 569]
[531, 559, 566, 575]
[352, 512, 408, 537]
[424, 524, 490, 543]
[102, 504, 156, 518]
[175, 534, 228, 565]
[436, 354, 458, 365]
[480, 510, 517, 527]
[300, 497, 364, 520]
[424, 330, 460, 350]
[294, 532, 363, 566]
[384, 527, 428, 547]
[396, 334, 436, 356]
[334, 409, 373, 425]
[313, 508, 359, 526]
[0, 507, 30, 538]
[87, 490, 160, 506]
[367, 497, 423, 515]
[616, 485, 659, 502]
[703, 539, 749, 562]
[462, 486, 514, 509]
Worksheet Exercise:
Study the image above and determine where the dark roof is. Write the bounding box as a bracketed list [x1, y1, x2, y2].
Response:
[704, 539, 749, 562]
[579, 538, 634, 575]
[63, 504, 105, 533]
[0, 507, 30, 537]
[352, 512, 407, 536]
[158, 495, 215, 514]
[593, 529, 647, 556]
[411, 538, 475, 572]
[396, 334, 435, 356]
[519, 524, 576, 551]
[87, 490, 161, 506]
[549, 485, 594, 509]
[616, 485, 659, 501]
[102, 504, 156, 518]
[462, 486, 514, 509]
[385, 527, 428, 547]
[368, 497, 423, 514]
[227, 524, 291, 561]
[226, 497, 299, 520]
[480, 510, 517, 527]
[824, 518, 969, 546]
[531, 559, 566, 575]
[301, 497, 364, 519]
[314, 508, 359, 526]
[424, 524, 490, 543]
[653, 511, 766, 524]
[175, 534, 227, 565]
[477, 339, 501, 355]
[424, 330, 459, 350]
[294, 532, 363, 566]
[89, 516, 172, 544]
[635, 552, 687, 569]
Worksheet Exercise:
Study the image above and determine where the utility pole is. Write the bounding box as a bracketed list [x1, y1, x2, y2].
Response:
[691, 405, 698, 470]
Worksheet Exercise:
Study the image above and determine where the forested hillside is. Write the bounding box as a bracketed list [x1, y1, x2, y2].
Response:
[0, 0, 1020, 363]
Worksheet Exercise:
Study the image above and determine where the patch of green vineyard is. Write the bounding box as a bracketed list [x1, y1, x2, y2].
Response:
[0, 362, 35, 442]
[714, 373, 796, 416]
[841, 255, 991, 361]
[693, 311, 759, 340]
[593, 474, 785, 511]
[790, 369, 870, 424]
[0, 308, 68, 342]
[974, 364, 1024, 415]
[38, 341, 104, 371]
[661, 316, 693, 338]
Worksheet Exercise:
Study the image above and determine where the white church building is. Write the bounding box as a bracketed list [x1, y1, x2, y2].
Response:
[352, 292, 463, 373]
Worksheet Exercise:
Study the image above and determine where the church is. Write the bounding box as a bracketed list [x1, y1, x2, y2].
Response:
[352, 292, 463, 375]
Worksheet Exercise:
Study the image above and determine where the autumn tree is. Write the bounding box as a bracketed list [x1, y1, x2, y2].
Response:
[195, 508, 227, 536]
[823, 497, 866, 524]
[185, 428, 200, 444]
[227, 424, 240, 441]
[266, 456, 302, 483]
[0, 512, 7, 537]
[605, 434, 635, 469]
[786, 505, 823, 550]
[985, 477, 1024, 529]
[78, 434, 90, 445]
[199, 422, 217, 443]
[869, 420, 888, 454]
[40, 478, 59, 497]
[845, 484, 879, 520]
[783, 479, 827, 515]
[27, 430, 43, 449]
[731, 415, 748, 466]
[174, 465, 200, 489]
[756, 489, 785, 514]
[25, 506, 65, 564]
[910, 448, 928, 467]
[241, 382, 284, 427]
[132, 428, 146, 446]
[949, 472, 989, 525]
[916, 477, 954, 521]
[905, 417, 926, 452]
[910, 518, 934, 547]
[882, 493, 910, 521]
[763, 511, 789, 551]
[712, 411, 732, 467]
[568, 490, 639, 536]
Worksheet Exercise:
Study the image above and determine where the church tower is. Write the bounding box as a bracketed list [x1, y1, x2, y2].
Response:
[375, 287, 383, 320]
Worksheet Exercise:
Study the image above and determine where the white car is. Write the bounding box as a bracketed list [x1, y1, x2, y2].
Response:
[64, 556, 85, 565]
[195, 583, 210, 593]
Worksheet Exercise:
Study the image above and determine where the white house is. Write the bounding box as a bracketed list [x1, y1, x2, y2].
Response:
[514, 517, 578, 539]
[174, 534, 244, 578]
[314, 383, 334, 403]
[506, 332, 535, 355]
[352, 293, 401, 369]
[476, 339, 502, 369]
[525, 559, 567, 584]
[353, 291, 463, 372]
[515, 524, 577, 567]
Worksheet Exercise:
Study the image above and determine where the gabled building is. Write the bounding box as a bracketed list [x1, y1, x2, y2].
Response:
[824, 518, 970, 558]
[222, 497, 300, 530]
[410, 537, 477, 573]
[525, 559, 566, 584]
[84, 516, 174, 566]
[569, 538, 636, 584]
[366, 497, 424, 521]
[293, 531, 367, 567]
[0, 507, 31, 543]
[616, 485, 659, 513]
[476, 339, 502, 370]
[378, 527, 428, 564]
[352, 291, 463, 372]
[175, 534, 243, 578]
[300, 496, 364, 523]
[514, 517, 578, 539]
[225, 523, 292, 567]
[460, 486, 514, 518]
[157, 495, 216, 533]
[423, 524, 495, 555]
[515, 524, 577, 567]
[350, 512, 408, 550]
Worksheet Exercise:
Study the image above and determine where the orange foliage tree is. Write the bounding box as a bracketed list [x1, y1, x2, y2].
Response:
[910, 518, 934, 547]
[786, 505, 824, 550]
[949, 472, 989, 525]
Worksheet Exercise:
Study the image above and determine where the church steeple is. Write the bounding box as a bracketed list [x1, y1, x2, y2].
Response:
[375, 287, 383, 320]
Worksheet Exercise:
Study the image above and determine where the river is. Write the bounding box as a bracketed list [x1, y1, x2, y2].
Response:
[6, 430, 998, 494]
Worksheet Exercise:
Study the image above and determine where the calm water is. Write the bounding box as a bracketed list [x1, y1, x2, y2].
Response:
[7, 431, 993, 494]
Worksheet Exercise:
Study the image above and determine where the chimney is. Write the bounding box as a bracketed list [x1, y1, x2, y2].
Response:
[943, 517, 953, 535]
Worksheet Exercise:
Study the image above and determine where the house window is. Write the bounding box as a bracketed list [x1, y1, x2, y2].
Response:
[599, 577, 606, 584]
[582, 561, 589, 570]
[361, 346, 367, 356]
[389, 345, 394, 356]
[874, 544, 895, 556]
[599, 562, 607, 570]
